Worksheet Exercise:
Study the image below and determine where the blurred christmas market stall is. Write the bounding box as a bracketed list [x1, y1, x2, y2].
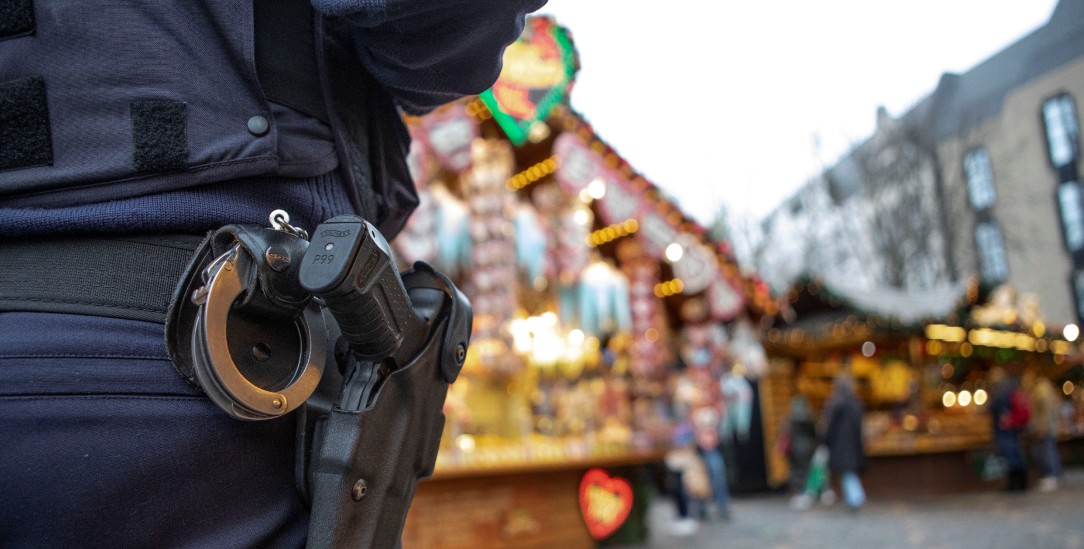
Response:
[762, 275, 1084, 496]
[394, 17, 775, 477]
[393, 17, 777, 547]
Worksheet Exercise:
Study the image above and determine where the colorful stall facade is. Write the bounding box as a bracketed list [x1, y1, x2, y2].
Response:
[394, 17, 775, 547]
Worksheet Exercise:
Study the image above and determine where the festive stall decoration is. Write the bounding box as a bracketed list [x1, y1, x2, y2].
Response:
[553, 132, 600, 194]
[464, 140, 521, 373]
[392, 188, 438, 266]
[431, 184, 472, 275]
[637, 212, 678, 259]
[579, 468, 633, 540]
[417, 104, 479, 172]
[729, 318, 768, 377]
[708, 277, 745, 322]
[394, 182, 472, 277]
[558, 256, 632, 339]
[480, 16, 576, 146]
[617, 239, 668, 380]
[555, 207, 592, 284]
[405, 129, 432, 189]
[553, 133, 641, 225]
[721, 369, 754, 439]
[670, 233, 717, 295]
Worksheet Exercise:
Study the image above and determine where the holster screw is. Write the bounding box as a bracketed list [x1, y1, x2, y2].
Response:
[264, 245, 291, 272]
[352, 479, 367, 501]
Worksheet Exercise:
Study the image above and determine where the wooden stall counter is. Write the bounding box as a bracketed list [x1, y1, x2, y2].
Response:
[402, 449, 666, 549]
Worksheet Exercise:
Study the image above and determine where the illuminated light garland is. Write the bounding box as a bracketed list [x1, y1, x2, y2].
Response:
[653, 278, 685, 298]
[925, 324, 967, 342]
[506, 156, 560, 191]
[586, 218, 639, 247]
[924, 323, 1081, 355]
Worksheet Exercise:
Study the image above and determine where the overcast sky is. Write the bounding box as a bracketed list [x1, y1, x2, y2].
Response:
[534, 1, 1060, 226]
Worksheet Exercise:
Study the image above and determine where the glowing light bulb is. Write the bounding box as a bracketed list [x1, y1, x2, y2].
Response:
[942, 391, 956, 407]
[958, 390, 972, 407]
[974, 389, 988, 406]
[665, 243, 684, 262]
[861, 341, 876, 357]
[587, 178, 607, 200]
[568, 329, 585, 347]
[573, 209, 591, 226]
[1064, 324, 1079, 342]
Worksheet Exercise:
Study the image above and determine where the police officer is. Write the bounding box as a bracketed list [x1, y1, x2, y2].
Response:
[0, 1, 545, 546]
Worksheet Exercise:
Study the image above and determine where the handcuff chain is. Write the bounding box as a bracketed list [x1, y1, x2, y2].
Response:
[270, 209, 309, 240]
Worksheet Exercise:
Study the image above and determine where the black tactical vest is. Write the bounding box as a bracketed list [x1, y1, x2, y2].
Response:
[0, 0, 417, 236]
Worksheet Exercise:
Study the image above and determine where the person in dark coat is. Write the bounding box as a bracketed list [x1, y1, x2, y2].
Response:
[822, 373, 867, 511]
[784, 395, 818, 496]
[989, 366, 1031, 492]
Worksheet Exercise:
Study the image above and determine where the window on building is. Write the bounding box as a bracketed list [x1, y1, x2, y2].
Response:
[1043, 94, 1080, 169]
[1058, 182, 1084, 251]
[1073, 270, 1084, 323]
[975, 222, 1008, 282]
[963, 148, 996, 210]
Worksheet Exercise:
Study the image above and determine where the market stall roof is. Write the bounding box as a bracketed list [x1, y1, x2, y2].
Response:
[765, 275, 978, 354]
[778, 275, 975, 325]
[541, 104, 778, 320]
[819, 278, 974, 325]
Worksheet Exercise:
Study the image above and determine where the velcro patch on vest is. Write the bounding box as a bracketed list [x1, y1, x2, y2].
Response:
[0, 75, 52, 172]
[132, 100, 188, 173]
[0, 0, 35, 39]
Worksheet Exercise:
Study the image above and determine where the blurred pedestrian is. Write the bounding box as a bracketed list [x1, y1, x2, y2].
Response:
[989, 366, 1031, 492]
[1027, 375, 1062, 492]
[693, 405, 731, 520]
[823, 373, 866, 512]
[664, 421, 709, 536]
[780, 395, 819, 508]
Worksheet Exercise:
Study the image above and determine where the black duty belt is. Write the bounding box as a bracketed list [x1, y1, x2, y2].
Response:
[2, 216, 474, 547]
[0, 234, 205, 323]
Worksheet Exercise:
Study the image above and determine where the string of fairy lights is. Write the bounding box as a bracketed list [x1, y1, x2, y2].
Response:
[587, 219, 639, 247]
[506, 156, 559, 191]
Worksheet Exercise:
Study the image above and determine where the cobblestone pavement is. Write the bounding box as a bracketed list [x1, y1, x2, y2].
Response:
[634, 468, 1084, 549]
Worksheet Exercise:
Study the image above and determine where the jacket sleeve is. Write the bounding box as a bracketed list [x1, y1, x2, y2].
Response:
[310, 0, 549, 115]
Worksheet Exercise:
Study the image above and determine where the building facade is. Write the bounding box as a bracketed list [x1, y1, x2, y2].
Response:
[758, 0, 1084, 325]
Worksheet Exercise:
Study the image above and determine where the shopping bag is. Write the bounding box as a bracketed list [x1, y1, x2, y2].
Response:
[973, 451, 1007, 481]
[804, 445, 829, 495]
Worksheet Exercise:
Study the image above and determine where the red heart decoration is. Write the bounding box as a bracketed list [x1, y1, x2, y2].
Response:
[579, 468, 634, 540]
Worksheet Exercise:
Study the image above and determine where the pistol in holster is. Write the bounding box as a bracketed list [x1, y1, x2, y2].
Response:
[165, 211, 472, 548]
